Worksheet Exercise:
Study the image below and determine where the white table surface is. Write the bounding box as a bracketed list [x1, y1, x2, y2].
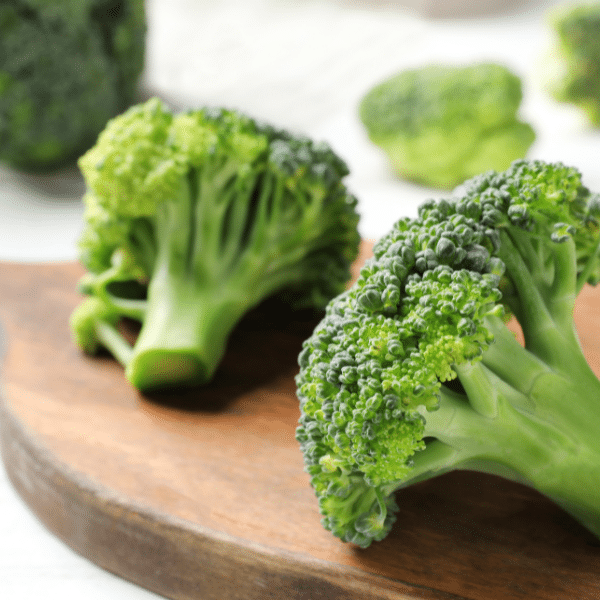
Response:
[1, 0, 598, 597]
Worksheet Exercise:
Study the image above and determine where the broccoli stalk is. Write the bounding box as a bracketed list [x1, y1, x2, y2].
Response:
[70, 98, 360, 391]
[410, 313, 600, 538]
[296, 160, 600, 547]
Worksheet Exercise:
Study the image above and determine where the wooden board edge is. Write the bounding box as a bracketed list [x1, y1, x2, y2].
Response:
[0, 389, 462, 600]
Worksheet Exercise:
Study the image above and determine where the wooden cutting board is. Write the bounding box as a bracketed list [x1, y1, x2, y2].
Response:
[1, 243, 600, 600]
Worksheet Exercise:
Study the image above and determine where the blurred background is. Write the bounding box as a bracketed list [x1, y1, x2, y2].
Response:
[1, 0, 598, 597]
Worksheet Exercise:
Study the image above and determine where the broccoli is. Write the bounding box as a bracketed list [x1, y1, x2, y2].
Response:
[70, 98, 361, 392]
[358, 63, 536, 190]
[546, 2, 600, 126]
[295, 159, 600, 548]
[0, 0, 146, 171]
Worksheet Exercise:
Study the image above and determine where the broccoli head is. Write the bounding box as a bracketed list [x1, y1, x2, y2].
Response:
[70, 98, 361, 392]
[359, 63, 536, 189]
[546, 2, 600, 126]
[296, 159, 600, 547]
[0, 0, 145, 171]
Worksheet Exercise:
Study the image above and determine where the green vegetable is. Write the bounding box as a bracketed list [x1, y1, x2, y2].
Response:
[547, 2, 600, 126]
[0, 0, 146, 171]
[359, 63, 536, 189]
[70, 98, 361, 392]
[296, 159, 600, 548]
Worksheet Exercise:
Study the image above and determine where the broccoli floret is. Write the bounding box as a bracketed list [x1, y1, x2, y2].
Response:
[296, 159, 600, 548]
[70, 98, 361, 392]
[0, 0, 146, 171]
[359, 63, 536, 190]
[546, 2, 600, 126]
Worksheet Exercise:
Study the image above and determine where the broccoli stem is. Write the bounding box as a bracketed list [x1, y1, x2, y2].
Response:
[398, 311, 600, 537]
[124, 164, 324, 390]
[123, 173, 254, 390]
[125, 263, 248, 389]
[402, 384, 600, 538]
[94, 319, 134, 367]
[497, 229, 594, 381]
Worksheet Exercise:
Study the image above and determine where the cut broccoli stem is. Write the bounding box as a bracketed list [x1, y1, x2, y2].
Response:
[124, 173, 258, 390]
[125, 163, 341, 390]
[125, 266, 249, 389]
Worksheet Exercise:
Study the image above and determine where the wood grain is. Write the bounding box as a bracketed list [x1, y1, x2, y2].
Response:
[1, 246, 600, 600]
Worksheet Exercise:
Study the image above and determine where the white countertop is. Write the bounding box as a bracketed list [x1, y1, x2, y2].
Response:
[1, 0, 598, 597]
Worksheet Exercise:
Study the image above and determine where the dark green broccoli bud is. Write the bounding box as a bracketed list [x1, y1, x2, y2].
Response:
[359, 63, 536, 189]
[0, 0, 146, 171]
[296, 159, 600, 547]
[71, 98, 361, 391]
[546, 2, 600, 126]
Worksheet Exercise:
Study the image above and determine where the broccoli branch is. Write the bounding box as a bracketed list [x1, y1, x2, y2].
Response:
[296, 159, 600, 547]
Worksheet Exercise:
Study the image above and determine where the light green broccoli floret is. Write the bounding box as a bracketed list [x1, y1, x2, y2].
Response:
[359, 63, 536, 189]
[296, 159, 600, 548]
[0, 0, 146, 171]
[70, 98, 361, 392]
[546, 2, 600, 126]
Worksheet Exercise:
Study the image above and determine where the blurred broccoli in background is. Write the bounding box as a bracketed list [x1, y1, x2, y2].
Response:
[547, 2, 600, 126]
[359, 63, 536, 190]
[0, 0, 146, 171]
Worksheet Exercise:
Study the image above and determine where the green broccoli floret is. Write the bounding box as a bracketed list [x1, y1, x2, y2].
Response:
[70, 98, 361, 392]
[359, 63, 536, 190]
[296, 159, 600, 548]
[0, 0, 145, 171]
[546, 2, 600, 126]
